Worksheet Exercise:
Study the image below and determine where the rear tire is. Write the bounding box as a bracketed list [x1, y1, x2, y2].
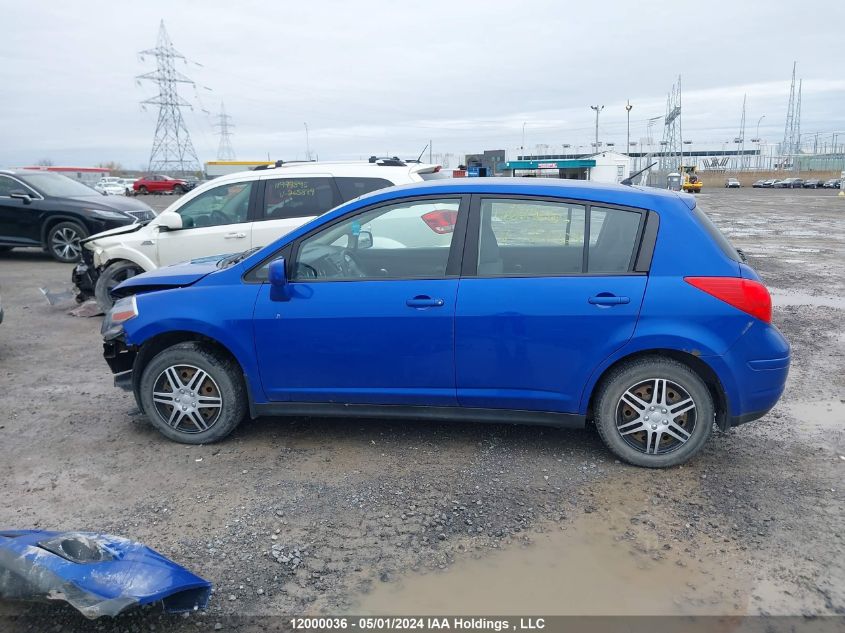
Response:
[94, 260, 144, 311]
[593, 357, 713, 468]
[46, 221, 88, 263]
[139, 342, 247, 444]
[173, 184, 185, 194]
[138, 186, 148, 195]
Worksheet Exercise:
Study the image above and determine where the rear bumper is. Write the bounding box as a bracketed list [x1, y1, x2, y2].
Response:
[707, 322, 790, 427]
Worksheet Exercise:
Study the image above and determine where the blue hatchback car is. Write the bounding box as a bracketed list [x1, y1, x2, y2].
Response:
[101, 179, 789, 467]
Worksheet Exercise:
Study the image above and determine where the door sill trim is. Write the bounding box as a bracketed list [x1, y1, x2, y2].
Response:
[253, 402, 585, 429]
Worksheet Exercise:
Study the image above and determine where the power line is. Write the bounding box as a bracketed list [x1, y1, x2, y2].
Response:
[137, 20, 200, 174]
[214, 102, 236, 160]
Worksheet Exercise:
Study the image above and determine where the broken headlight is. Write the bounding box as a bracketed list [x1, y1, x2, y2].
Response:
[101, 295, 138, 340]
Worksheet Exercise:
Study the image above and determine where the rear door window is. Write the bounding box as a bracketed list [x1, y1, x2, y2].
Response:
[587, 206, 643, 273]
[335, 177, 394, 201]
[260, 177, 340, 221]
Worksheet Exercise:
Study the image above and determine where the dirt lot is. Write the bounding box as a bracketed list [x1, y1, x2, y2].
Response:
[0, 188, 843, 631]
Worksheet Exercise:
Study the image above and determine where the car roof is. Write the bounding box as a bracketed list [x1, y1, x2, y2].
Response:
[349, 176, 695, 211]
[206, 161, 437, 185]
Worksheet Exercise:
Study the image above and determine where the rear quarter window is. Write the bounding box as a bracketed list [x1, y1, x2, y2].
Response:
[335, 177, 394, 201]
[691, 205, 740, 262]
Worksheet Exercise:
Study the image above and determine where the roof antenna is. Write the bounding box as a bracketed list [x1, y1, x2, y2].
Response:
[416, 143, 429, 163]
[621, 161, 657, 186]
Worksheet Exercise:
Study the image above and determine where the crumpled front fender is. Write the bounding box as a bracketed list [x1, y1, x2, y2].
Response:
[0, 530, 211, 619]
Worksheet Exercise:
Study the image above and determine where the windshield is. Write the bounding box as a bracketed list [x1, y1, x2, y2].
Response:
[18, 172, 100, 197]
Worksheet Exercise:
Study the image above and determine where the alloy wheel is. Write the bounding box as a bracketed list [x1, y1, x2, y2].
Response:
[152, 364, 223, 433]
[51, 227, 82, 261]
[615, 378, 697, 455]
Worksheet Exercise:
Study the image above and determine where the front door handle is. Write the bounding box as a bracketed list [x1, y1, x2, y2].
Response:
[588, 294, 630, 306]
[225, 232, 247, 239]
[406, 295, 445, 308]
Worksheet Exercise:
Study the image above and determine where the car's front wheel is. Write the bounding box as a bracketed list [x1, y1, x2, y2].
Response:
[47, 221, 88, 263]
[593, 357, 713, 468]
[139, 342, 247, 444]
[94, 260, 145, 311]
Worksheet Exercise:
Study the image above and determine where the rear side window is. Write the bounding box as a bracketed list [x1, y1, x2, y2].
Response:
[335, 177, 393, 201]
[260, 177, 340, 221]
[588, 207, 643, 273]
[475, 198, 645, 276]
[691, 205, 740, 262]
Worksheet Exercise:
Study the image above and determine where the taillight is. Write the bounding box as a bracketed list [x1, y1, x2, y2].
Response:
[684, 276, 772, 323]
[421, 210, 458, 234]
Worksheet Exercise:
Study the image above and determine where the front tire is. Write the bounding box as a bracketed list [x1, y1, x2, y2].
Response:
[593, 358, 713, 468]
[139, 342, 247, 444]
[94, 260, 144, 311]
[47, 221, 88, 263]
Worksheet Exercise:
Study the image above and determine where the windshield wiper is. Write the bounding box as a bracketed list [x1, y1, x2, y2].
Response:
[217, 247, 261, 269]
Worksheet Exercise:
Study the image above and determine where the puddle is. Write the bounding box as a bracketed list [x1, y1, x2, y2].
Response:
[356, 519, 750, 616]
[769, 289, 845, 309]
[783, 400, 845, 435]
[782, 247, 821, 253]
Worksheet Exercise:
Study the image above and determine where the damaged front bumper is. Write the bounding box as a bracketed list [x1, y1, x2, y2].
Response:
[103, 337, 136, 391]
[72, 249, 99, 301]
[0, 530, 211, 619]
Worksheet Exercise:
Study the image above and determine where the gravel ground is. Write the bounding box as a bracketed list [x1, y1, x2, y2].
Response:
[0, 188, 842, 631]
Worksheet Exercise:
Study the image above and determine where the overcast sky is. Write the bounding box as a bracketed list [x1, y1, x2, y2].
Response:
[2, 0, 844, 170]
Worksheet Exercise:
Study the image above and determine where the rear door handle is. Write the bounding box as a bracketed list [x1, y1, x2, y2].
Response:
[225, 232, 247, 239]
[588, 294, 630, 306]
[406, 295, 445, 308]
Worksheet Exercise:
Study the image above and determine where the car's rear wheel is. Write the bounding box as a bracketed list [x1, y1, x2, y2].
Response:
[139, 342, 247, 444]
[173, 184, 185, 194]
[138, 186, 148, 195]
[593, 357, 713, 468]
[47, 221, 88, 263]
[94, 260, 144, 311]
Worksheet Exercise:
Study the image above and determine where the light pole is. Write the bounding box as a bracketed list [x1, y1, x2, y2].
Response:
[625, 101, 633, 157]
[590, 105, 604, 153]
[521, 122, 527, 158]
[303, 122, 311, 161]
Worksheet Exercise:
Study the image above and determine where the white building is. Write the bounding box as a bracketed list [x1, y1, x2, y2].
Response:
[500, 151, 632, 183]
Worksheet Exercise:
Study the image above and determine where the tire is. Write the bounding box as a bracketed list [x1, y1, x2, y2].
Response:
[94, 260, 144, 311]
[173, 184, 185, 194]
[139, 342, 247, 444]
[138, 186, 148, 195]
[593, 357, 714, 468]
[46, 221, 88, 263]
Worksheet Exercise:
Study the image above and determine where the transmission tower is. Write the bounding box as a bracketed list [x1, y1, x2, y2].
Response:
[780, 62, 799, 170]
[659, 76, 683, 174]
[137, 21, 200, 175]
[214, 102, 236, 161]
[795, 79, 802, 159]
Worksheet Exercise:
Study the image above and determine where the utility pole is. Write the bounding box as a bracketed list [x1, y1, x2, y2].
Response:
[521, 122, 526, 158]
[625, 101, 633, 157]
[755, 115, 766, 170]
[590, 105, 604, 152]
[213, 102, 236, 161]
[303, 122, 311, 160]
[429, 140, 433, 165]
[137, 20, 200, 175]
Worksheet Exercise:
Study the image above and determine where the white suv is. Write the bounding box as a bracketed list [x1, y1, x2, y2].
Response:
[73, 159, 445, 309]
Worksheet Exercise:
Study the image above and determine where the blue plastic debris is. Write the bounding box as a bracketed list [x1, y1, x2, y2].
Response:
[0, 530, 211, 618]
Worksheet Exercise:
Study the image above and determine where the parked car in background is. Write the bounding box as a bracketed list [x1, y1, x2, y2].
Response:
[752, 180, 766, 188]
[74, 158, 445, 309]
[0, 169, 155, 262]
[725, 178, 741, 188]
[760, 179, 778, 188]
[133, 175, 196, 195]
[802, 179, 822, 189]
[95, 178, 127, 196]
[120, 178, 139, 196]
[100, 178, 790, 468]
[774, 178, 804, 188]
[822, 179, 841, 189]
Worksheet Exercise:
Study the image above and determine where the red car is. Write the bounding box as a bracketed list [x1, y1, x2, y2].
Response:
[132, 175, 194, 195]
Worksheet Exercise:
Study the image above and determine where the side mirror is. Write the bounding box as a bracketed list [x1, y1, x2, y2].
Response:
[357, 230, 373, 249]
[157, 211, 183, 231]
[268, 257, 290, 302]
[10, 190, 33, 205]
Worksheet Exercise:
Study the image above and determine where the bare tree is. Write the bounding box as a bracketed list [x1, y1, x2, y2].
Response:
[97, 161, 124, 174]
[36, 158, 54, 166]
